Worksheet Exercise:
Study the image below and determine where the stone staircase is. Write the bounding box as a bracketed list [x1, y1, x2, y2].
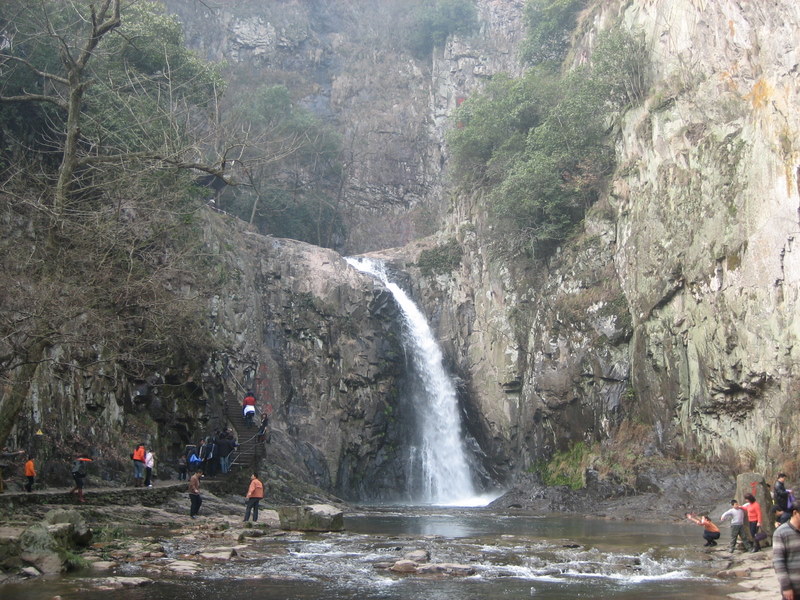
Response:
[223, 400, 263, 471]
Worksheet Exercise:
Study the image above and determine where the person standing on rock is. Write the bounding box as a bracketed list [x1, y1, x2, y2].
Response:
[720, 499, 752, 552]
[244, 472, 264, 522]
[743, 493, 764, 552]
[217, 432, 234, 474]
[773, 504, 800, 599]
[686, 512, 721, 546]
[257, 413, 271, 444]
[144, 449, 155, 487]
[24, 454, 35, 492]
[177, 454, 188, 481]
[188, 469, 202, 519]
[199, 438, 211, 477]
[132, 443, 146, 487]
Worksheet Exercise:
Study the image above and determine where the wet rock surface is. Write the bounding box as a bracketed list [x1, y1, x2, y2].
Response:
[491, 463, 735, 522]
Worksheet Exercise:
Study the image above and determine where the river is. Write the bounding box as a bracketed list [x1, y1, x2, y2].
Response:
[1, 506, 742, 600]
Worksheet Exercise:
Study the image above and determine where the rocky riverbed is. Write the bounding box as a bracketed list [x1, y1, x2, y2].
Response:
[0, 475, 788, 600]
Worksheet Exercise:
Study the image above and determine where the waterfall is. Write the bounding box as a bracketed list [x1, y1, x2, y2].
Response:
[347, 257, 481, 506]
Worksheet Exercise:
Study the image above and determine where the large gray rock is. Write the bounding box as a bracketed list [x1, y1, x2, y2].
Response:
[0, 527, 24, 567]
[277, 504, 344, 532]
[44, 509, 93, 546]
[19, 524, 64, 574]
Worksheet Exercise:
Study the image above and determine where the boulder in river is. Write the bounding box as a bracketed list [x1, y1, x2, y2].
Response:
[277, 504, 344, 531]
[416, 563, 476, 576]
[403, 549, 430, 563]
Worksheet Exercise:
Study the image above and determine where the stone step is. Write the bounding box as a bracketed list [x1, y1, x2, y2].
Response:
[222, 400, 264, 470]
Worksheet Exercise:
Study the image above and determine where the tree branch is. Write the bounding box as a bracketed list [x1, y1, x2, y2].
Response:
[0, 92, 68, 110]
[0, 54, 70, 85]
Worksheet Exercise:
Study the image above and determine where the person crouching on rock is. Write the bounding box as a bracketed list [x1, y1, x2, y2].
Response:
[686, 512, 721, 547]
[244, 472, 264, 522]
[189, 469, 203, 519]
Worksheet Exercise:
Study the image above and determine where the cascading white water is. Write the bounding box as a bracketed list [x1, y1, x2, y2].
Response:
[347, 257, 478, 505]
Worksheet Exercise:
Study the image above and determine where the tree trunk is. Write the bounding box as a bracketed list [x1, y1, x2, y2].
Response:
[54, 76, 85, 214]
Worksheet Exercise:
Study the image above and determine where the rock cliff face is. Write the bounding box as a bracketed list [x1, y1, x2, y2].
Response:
[2, 209, 414, 500]
[401, 0, 800, 476]
[606, 0, 800, 465]
[162, 0, 526, 253]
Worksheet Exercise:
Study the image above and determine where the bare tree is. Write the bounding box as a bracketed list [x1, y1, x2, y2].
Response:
[0, 0, 234, 215]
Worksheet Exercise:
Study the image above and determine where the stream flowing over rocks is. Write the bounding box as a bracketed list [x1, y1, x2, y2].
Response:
[0, 488, 785, 600]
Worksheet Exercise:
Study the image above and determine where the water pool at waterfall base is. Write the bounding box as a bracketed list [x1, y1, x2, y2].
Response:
[0, 508, 744, 600]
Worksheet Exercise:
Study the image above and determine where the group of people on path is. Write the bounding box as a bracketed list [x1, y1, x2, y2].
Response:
[185, 429, 239, 479]
[686, 473, 800, 599]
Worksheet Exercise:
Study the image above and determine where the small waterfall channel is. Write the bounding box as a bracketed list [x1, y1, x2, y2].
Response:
[347, 257, 482, 506]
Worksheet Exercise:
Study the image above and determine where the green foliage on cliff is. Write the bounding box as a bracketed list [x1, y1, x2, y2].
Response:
[521, 0, 588, 65]
[0, 1, 223, 183]
[405, 0, 478, 58]
[536, 441, 591, 489]
[448, 25, 649, 257]
[416, 239, 463, 277]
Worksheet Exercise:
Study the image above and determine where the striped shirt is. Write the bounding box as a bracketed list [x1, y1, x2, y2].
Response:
[773, 521, 800, 592]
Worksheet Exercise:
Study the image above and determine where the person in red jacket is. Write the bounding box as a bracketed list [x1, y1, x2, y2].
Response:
[743, 493, 763, 552]
[242, 391, 257, 426]
[243, 472, 264, 522]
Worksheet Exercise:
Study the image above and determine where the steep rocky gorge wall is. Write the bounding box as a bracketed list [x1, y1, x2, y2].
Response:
[161, 0, 526, 253]
[7, 0, 798, 501]
[403, 0, 800, 477]
[608, 0, 800, 467]
[159, 0, 800, 481]
[1, 210, 411, 500]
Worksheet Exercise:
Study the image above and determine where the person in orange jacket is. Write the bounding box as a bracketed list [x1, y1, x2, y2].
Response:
[24, 455, 36, 492]
[132, 443, 146, 487]
[243, 472, 264, 522]
[686, 512, 721, 547]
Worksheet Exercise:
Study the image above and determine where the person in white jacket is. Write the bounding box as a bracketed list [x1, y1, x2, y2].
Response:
[144, 450, 155, 488]
[720, 499, 752, 553]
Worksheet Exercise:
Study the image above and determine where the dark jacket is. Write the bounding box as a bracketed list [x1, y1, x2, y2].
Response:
[775, 480, 790, 511]
[217, 437, 234, 458]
